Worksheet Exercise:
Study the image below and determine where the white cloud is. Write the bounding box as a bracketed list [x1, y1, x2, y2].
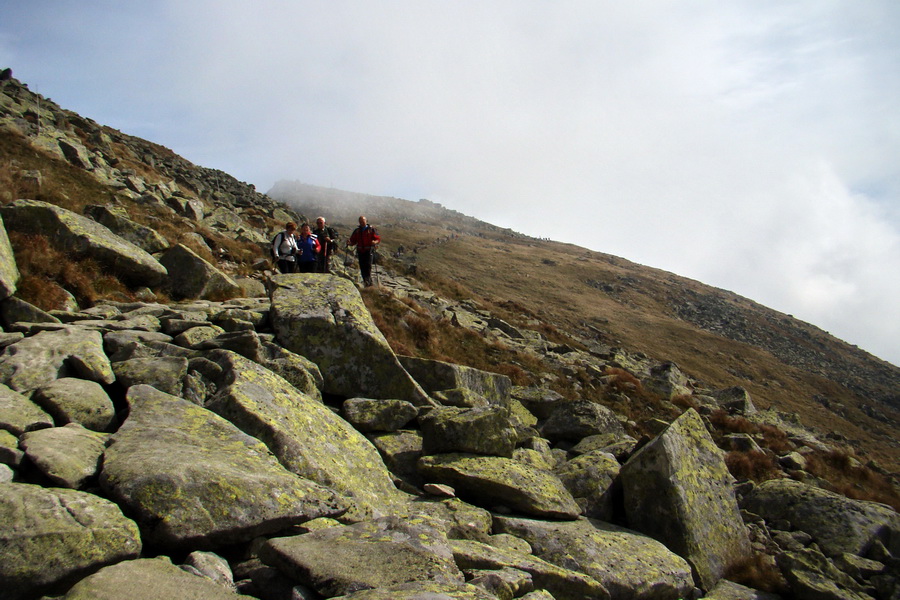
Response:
[2, 1, 899, 364]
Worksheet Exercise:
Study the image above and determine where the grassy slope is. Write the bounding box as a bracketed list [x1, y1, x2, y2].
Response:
[279, 185, 900, 471]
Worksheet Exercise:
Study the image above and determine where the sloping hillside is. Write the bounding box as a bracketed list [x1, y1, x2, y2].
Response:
[269, 181, 900, 471]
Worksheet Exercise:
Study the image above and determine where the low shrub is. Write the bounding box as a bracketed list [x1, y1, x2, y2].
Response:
[725, 450, 782, 483]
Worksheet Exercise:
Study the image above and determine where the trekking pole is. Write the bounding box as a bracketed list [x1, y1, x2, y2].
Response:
[373, 246, 381, 287]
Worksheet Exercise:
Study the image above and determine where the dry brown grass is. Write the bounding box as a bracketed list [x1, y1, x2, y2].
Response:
[725, 450, 783, 483]
[725, 553, 790, 595]
[803, 450, 900, 511]
[9, 232, 133, 308]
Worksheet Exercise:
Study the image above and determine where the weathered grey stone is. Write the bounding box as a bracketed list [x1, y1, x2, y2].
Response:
[160, 316, 211, 336]
[0, 214, 20, 299]
[20, 423, 108, 488]
[330, 581, 500, 599]
[31, 377, 116, 431]
[701, 579, 782, 599]
[0, 382, 54, 434]
[451, 537, 610, 600]
[742, 478, 900, 558]
[205, 350, 407, 520]
[259, 341, 323, 401]
[367, 429, 425, 489]
[710, 386, 757, 415]
[0, 482, 141, 600]
[0, 327, 115, 392]
[112, 356, 189, 396]
[554, 450, 621, 521]
[83, 203, 170, 253]
[399, 355, 512, 406]
[0, 295, 60, 326]
[270, 274, 432, 405]
[100, 384, 347, 550]
[60, 557, 253, 599]
[0, 331, 24, 349]
[417, 453, 580, 519]
[343, 397, 418, 432]
[432, 387, 491, 408]
[259, 517, 464, 597]
[0, 199, 167, 286]
[419, 405, 517, 457]
[776, 548, 875, 600]
[0, 428, 23, 467]
[174, 324, 226, 348]
[159, 243, 242, 300]
[539, 399, 625, 444]
[467, 567, 534, 600]
[642, 362, 692, 400]
[402, 496, 494, 541]
[493, 516, 695, 600]
[570, 432, 638, 461]
[620, 409, 751, 590]
[511, 386, 566, 420]
[183, 550, 236, 589]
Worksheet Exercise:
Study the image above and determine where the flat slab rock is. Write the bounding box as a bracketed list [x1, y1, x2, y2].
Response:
[100, 384, 347, 550]
[59, 557, 254, 599]
[259, 516, 464, 597]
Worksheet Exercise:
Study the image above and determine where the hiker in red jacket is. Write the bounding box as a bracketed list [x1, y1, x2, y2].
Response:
[347, 215, 380, 286]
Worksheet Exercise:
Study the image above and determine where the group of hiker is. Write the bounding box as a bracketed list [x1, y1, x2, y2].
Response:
[272, 215, 381, 286]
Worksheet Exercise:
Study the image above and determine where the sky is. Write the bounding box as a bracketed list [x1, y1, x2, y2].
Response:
[2, 1, 899, 366]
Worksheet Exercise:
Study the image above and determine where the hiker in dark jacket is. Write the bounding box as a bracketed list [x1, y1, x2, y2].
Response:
[312, 216, 339, 273]
[272, 221, 299, 273]
[294, 223, 321, 273]
[347, 215, 380, 286]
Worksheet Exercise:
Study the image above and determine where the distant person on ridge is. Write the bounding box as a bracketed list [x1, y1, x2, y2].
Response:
[272, 221, 299, 273]
[347, 215, 380, 287]
[312, 216, 339, 273]
[294, 223, 321, 273]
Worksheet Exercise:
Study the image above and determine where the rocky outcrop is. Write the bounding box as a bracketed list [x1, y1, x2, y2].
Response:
[620, 409, 751, 589]
[0, 199, 168, 287]
[270, 274, 432, 405]
[743, 478, 900, 558]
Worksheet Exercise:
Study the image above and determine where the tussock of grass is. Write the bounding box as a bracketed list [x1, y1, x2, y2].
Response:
[725, 450, 782, 483]
[9, 232, 133, 308]
[802, 450, 900, 511]
[725, 553, 789, 595]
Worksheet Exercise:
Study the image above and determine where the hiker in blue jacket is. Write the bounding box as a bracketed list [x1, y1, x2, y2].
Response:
[294, 223, 321, 273]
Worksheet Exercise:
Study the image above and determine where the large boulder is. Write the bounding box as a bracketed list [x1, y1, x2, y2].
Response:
[0, 382, 54, 434]
[742, 478, 900, 558]
[270, 274, 432, 405]
[451, 537, 610, 600]
[0, 482, 141, 600]
[20, 423, 108, 488]
[158, 243, 242, 300]
[83, 204, 170, 253]
[493, 515, 696, 600]
[417, 453, 581, 519]
[59, 557, 254, 600]
[100, 385, 347, 550]
[539, 399, 625, 443]
[259, 517, 464, 597]
[0, 327, 115, 393]
[620, 409, 751, 590]
[0, 199, 167, 287]
[399, 356, 512, 406]
[0, 214, 20, 299]
[30, 377, 115, 431]
[205, 350, 408, 519]
[553, 450, 621, 521]
[419, 405, 517, 457]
